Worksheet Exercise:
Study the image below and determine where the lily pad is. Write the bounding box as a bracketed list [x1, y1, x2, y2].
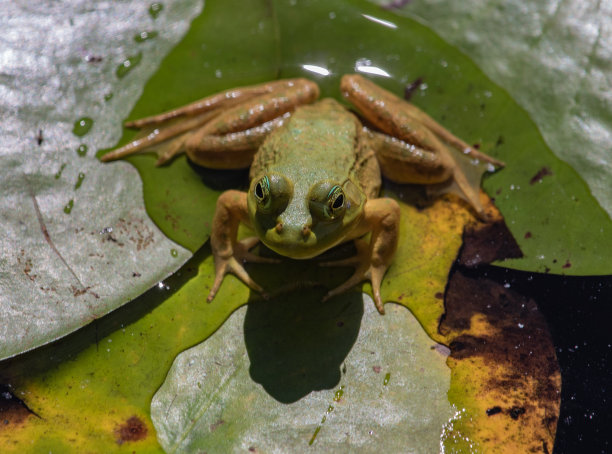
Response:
[114, 0, 612, 277]
[371, 0, 612, 222]
[0, 0, 202, 360]
[1, 0, 570, 452]
[151, 300, 453, 453]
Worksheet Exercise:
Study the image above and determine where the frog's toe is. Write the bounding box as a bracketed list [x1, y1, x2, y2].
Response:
[207, 254, 265, 303]
[321, 271, 364, 303]
[322, 264, 387, 315]
[319, 238, 369, 267]
[234, 237, 281, 264]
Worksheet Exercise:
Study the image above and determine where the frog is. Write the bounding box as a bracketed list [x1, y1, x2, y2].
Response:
[102, 74, 502, 314]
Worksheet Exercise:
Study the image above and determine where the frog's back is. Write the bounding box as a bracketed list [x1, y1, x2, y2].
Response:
[250, 98, 380, 198]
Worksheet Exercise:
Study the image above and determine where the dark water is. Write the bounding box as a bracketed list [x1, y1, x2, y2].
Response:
[482, 267, 612, 454]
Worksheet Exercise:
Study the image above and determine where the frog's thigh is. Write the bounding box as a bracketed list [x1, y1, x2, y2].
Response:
[184, 117, 285, 169]
[367, 129, 453, 184]
[126, 78, 315, 129]
[342, 74, 503, 166]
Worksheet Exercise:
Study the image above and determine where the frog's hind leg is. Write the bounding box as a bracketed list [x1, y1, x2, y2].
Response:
[125, 78, 313, 128]
[101, 78, 319, 166]
[342, 74, 502, 216]
[341, 74, 504, 166]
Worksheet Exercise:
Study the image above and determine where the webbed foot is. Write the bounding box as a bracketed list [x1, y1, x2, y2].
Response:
[320, 238, 387, 314]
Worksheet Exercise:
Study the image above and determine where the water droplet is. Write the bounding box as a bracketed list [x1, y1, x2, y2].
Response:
[54, 163, 67, 179]
[148, 2, 164, 19]
[383, 372, 391, 386]
[64, 199, 74, 214]
[503, 283, 511, 288]
[518, 323, 524, 329]
[215, 69, 223, 78]
[170, 248, 178, 257]
[116, 52, 143, 79]
[134, 30, 158, 43]
[74, 172, 85, 190]
[333, 386, 344, 402]
[73, 117, 93, 137]
[76, 144, 88, 157]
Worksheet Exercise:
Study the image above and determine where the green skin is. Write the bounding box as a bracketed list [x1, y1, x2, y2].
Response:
[102, 75, 502, 313]
[247, 99, 376, 259]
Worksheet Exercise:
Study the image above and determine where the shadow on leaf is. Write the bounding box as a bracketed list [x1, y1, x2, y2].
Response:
[244, 287, 363, 404]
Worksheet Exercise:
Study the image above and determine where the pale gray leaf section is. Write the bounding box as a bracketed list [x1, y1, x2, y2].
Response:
[151, 297, 453, 453]
[371, 0, 612, 218]
[0, 0, 203, 359]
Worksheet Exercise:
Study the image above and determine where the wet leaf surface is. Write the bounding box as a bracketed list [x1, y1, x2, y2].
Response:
[0, 0, 200, 360]
[152, 300, 453, 453]
[0, 0, 584, 452]
[373, 0, 612, 222]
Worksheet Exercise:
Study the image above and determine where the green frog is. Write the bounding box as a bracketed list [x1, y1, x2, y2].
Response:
[102, 75, 502, 314]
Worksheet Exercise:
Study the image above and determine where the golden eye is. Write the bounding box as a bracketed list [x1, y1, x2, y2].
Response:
[308, 182, 347, 221]
[250, 174, 292, 215]
[326, 185, 345, 219]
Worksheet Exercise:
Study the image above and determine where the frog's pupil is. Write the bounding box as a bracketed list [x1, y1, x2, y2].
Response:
[255, 182, 264, 199]
[332, 194, 344, 209]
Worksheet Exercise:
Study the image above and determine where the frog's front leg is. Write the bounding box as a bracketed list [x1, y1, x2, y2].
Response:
[207, 190, 278, 301]
[322, 198, 400, 314]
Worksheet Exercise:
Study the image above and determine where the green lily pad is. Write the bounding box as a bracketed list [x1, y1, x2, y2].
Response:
[116, 0, 612, 276]
[1, 0, 574, 452]
[371, 0, 612, 223]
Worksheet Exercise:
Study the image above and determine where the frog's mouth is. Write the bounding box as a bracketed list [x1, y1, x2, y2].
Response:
[262, 225, 329, 260]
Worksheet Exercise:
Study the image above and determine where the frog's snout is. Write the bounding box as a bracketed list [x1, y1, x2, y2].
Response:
[275, 221, 312, 238]
[263, 221, 318, 258]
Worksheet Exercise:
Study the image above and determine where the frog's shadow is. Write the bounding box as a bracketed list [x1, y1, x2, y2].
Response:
[243, 286, 363, 404]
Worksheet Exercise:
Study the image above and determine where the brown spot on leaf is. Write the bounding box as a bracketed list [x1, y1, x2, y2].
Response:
[459, 219, 523, 267]
[508, 406, 526, 420]
[403, 77, 423, 101]
[524, 231, 532, 239]
[372, 366, 381, 374]
[210, 419, 225, 432]
[529, 167, 553, 185]
[0, 385, 36, 429]
[562, 260, 572, 269]
[486, 406, 502, 416]
[115, 415, 148, 444]
[434, 292, 444, 300]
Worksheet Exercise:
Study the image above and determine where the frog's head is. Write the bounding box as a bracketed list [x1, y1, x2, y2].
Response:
[247, 173, 365, 259]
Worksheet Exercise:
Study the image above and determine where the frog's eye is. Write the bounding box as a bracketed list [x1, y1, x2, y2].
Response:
[308, 182, 347, 221]
[326, 185, 345, 218]
[251, 174, 291, 214]
[254, 176, 270, 205]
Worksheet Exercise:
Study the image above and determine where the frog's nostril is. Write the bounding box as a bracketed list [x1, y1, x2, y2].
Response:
[301, 225, 311, 237]
[275, 222, 283, 233]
